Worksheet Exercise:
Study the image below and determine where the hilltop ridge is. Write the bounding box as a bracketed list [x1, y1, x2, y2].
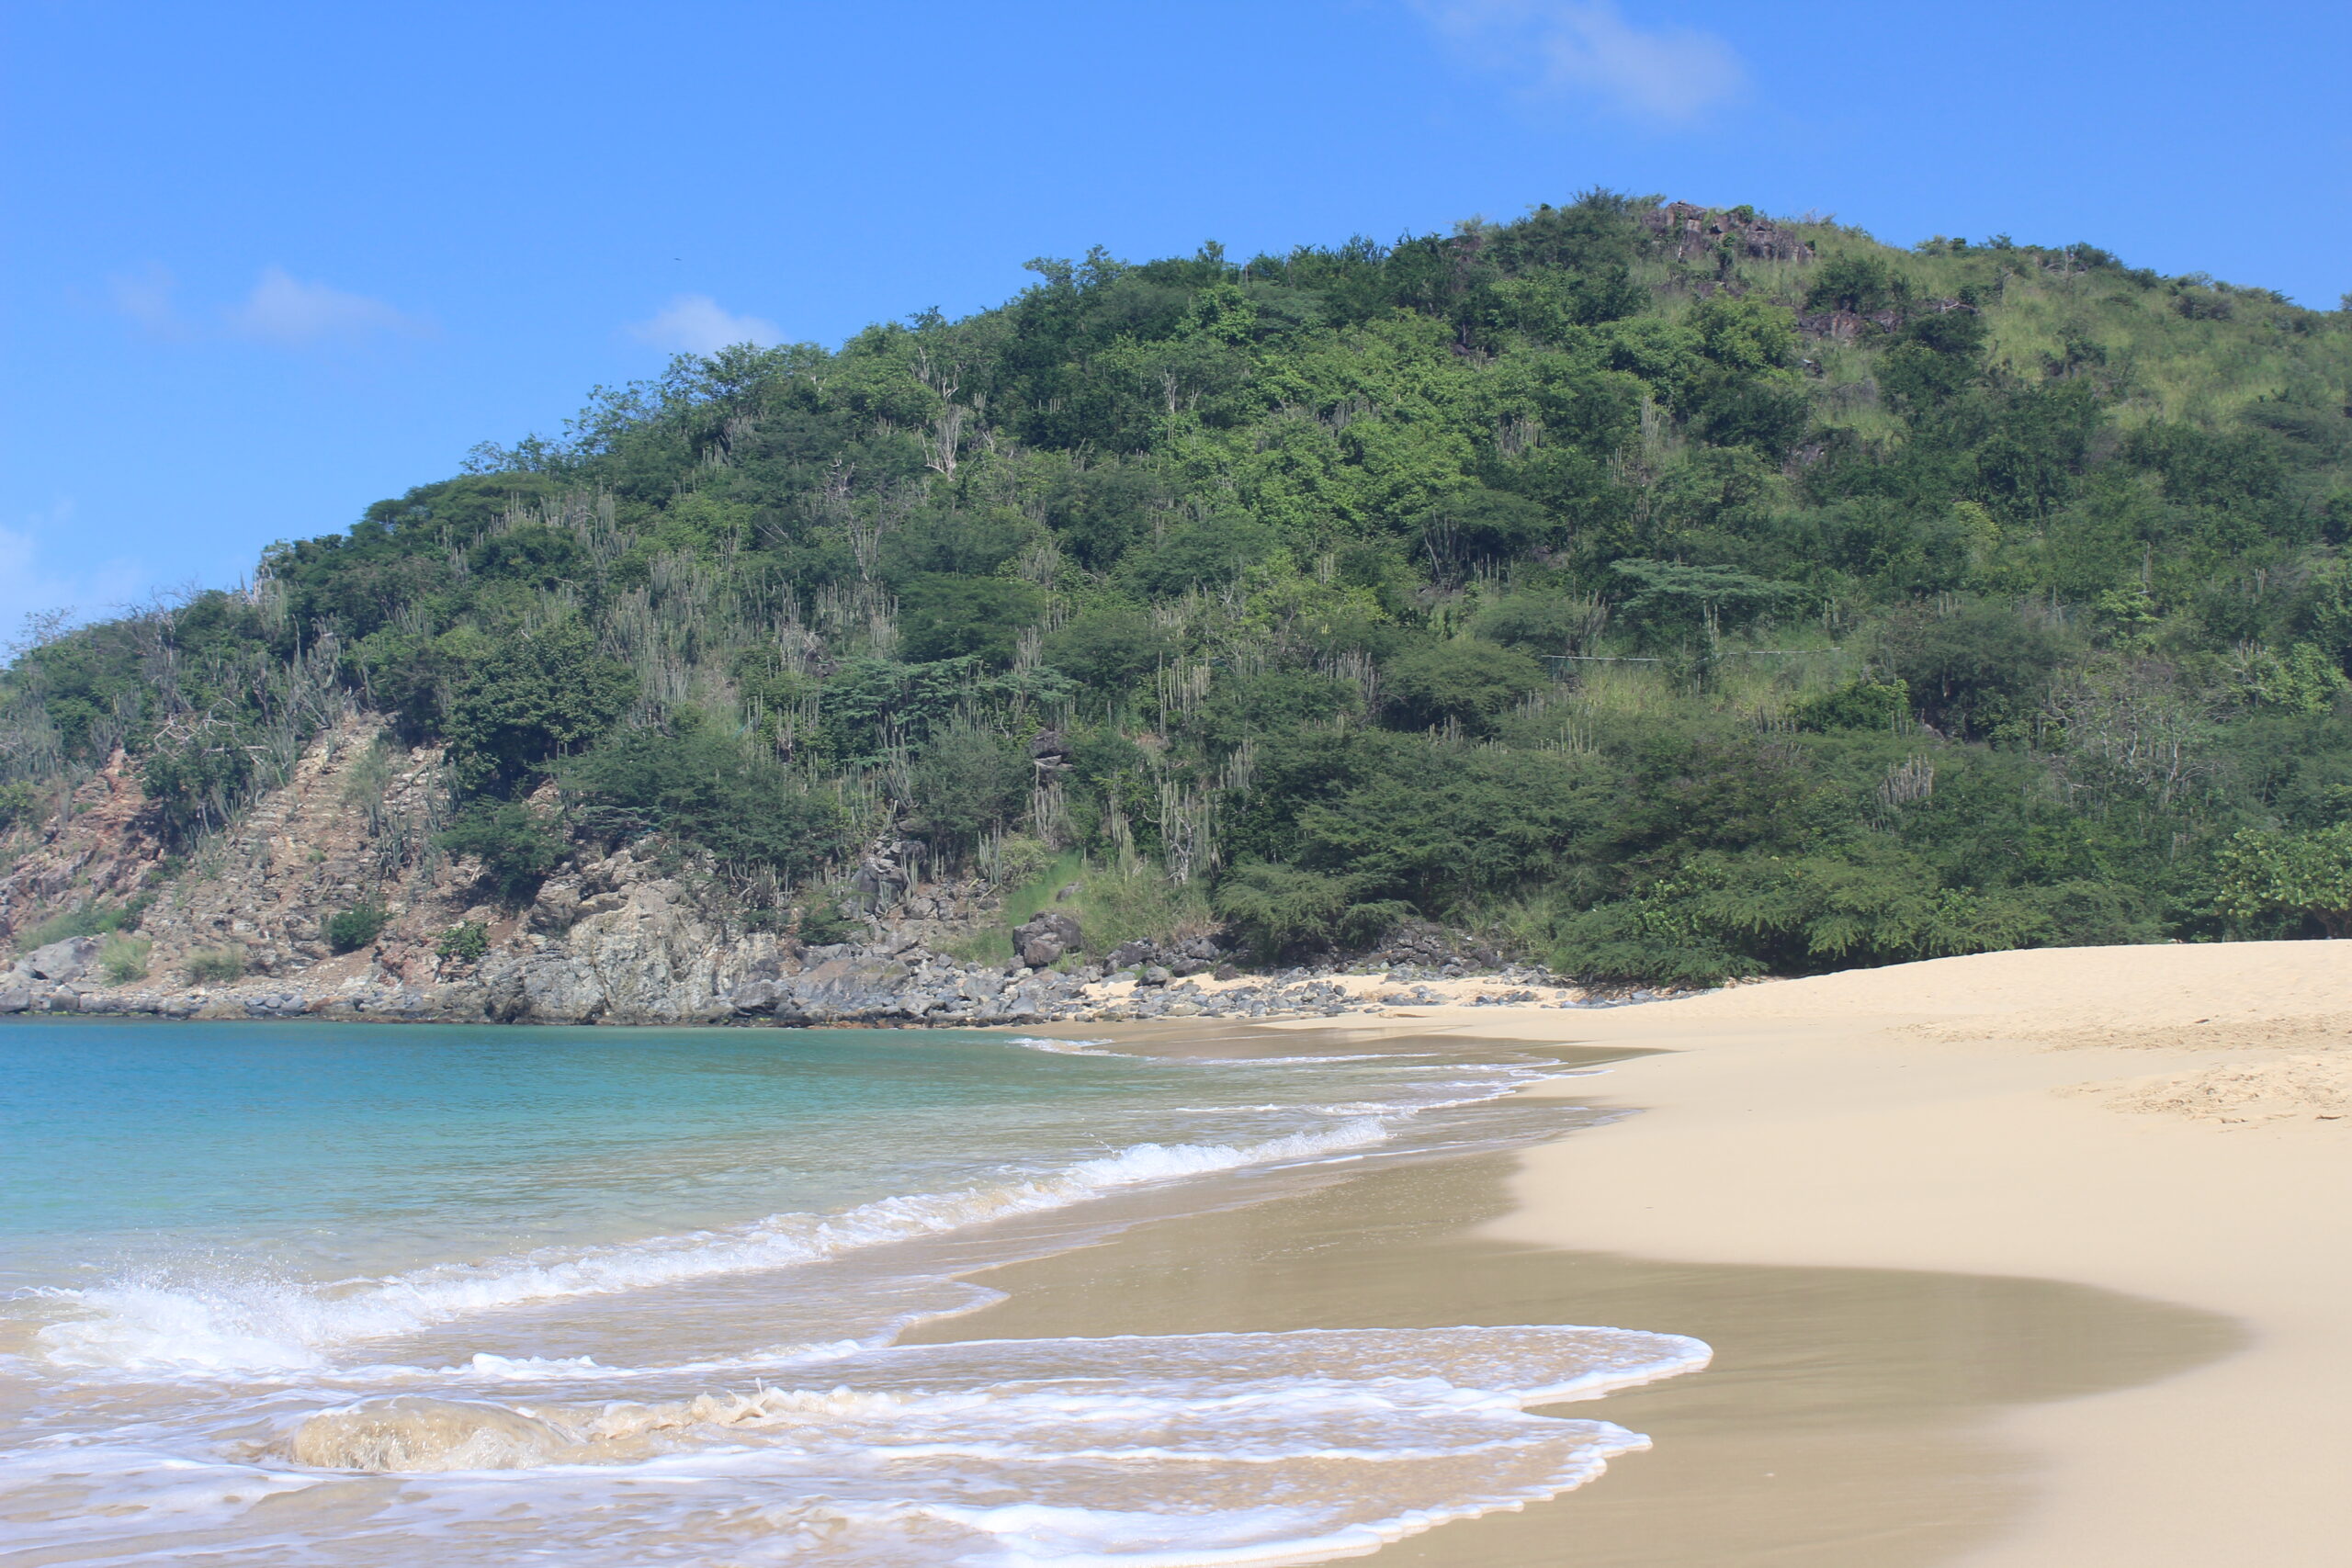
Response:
[5, 191, 2349, 1011]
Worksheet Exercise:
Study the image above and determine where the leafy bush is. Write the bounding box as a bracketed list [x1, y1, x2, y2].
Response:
[1883, 604, 2067, 740]
[1792, 678, 1910, 732]
[797, 902, 863, 945]
[141, 726, 259, 841]
[560, 723, 849, 883]
[0, 779, 45, 832]
[436, 920, 491, 962]
[324, 903, 390, 953]
[181, 947, 245, 984]
[2215, 826, 2352, 936]
[443, 620, 635, 795]
[1044, 608, 1169, 689]
[908, 724, 1030, 851]
[1215, 862, 1406, 959]
[1551, 843, 2063, 985]
[896, 575, 1042, 665]
[1382, 642, 1547, 734]
[1804, 254, 1909, 314]
[436, 800, 566, 907]
[97, 935, 151, 983]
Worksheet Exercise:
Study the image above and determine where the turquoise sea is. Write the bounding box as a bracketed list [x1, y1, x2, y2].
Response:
[0, 1018, 1706, 1566]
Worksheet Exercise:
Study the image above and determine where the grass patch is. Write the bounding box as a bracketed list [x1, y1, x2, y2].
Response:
[97, 935, 152, 984]
[932, 852, 1214, 968]
[180, 947, 244, 985]
[939, 925, 1016, 967]
[972, 853, 1216, 964]
[15, 897, 149, 950]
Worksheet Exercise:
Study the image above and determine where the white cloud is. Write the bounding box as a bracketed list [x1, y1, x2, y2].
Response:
[108, 263, 189, 338]
[0, 503, 149, 655]
[1409, 1, 1747, 124]
[227, 266, 429, 346]
[628, 294, 782, 355]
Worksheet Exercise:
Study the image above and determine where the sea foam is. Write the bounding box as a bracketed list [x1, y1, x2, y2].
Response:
[40, 1119, 1393, 1375]
[233, 1325, 1709, 1566]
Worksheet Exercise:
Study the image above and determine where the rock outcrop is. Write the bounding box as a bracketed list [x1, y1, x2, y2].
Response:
[0, 714, 1647, 1030]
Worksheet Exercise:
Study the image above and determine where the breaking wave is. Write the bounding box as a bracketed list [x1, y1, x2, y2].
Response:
[40, 1121, 1393, 1375]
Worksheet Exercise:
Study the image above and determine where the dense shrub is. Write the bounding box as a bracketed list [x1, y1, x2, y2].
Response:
[560, 723, 851, 884]
[435, 801, 567, 907]
[436, 920, 491, 962]
[444, 621, 635, 795]
[324, 903, 390, 953]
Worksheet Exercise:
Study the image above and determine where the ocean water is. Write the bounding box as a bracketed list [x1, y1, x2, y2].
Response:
[0, 1017, 1707, 1566]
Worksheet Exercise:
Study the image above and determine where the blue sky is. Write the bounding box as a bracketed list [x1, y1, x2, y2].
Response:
[5, 0, 2347, 637]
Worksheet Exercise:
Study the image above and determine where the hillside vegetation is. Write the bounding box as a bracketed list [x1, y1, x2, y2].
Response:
[6, 194, 2352, 982]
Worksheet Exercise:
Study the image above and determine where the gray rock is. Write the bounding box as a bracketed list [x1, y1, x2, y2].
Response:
[20, 937, 101, 983]
[775, 956, 913, 1023]
[527, 879, 582, 932]
[1013, 910, 1083, 968]
[1139, 965, 1172, 987]
[0, 987, 27, 1013]
[729, 977, 782, 1014]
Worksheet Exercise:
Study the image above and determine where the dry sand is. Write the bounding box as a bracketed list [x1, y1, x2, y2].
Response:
[1341, 940, 2352, 1566]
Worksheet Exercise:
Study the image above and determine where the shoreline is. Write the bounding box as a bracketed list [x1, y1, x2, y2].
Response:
[906, 1100, 2230, 1567]
[10, 942, 2344, 1562]
[0, 947, 1644, 1028]
[1349, 941, 2352, 1565]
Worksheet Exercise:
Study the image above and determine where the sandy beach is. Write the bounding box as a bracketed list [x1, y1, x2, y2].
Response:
[939, 942, 2352, 1565]
[1396, 940, 2352, 1564]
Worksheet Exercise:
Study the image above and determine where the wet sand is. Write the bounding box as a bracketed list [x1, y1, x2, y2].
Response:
[907, 1111, 2233, 1566]
[1326, 942, 2352, 1564]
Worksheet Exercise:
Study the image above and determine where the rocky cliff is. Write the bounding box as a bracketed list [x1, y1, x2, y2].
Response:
[1, 717, 1582, 1028]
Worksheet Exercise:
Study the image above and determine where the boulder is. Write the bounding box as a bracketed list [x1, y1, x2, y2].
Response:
[19, 937, 101, 983]
[1013, 910, 1083, 968]
[527, 879, 582, 932]
[729, 977, 782, 1014]
[775, 956, 913, 1023]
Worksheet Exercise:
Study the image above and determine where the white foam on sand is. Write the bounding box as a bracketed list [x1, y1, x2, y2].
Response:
[9, 1325, 1710, 1567]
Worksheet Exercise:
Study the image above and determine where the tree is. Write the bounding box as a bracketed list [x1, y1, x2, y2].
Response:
[1804, 255, 1909, 314]
[897, 575, 1041, 665]
[1383, 641, 1546, 734]
[560, 721, 851, 884]
[1214, 862, 1407, 958]
[1609, 559, 1799, 647]
[2215, 826, 2352, 936]
[435, 800, 566, 907]
[908, 724, 1030, 850]
[444, 621, 634, 795]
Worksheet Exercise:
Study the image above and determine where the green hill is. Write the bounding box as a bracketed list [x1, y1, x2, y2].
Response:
[8, 193, 2351, 981]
